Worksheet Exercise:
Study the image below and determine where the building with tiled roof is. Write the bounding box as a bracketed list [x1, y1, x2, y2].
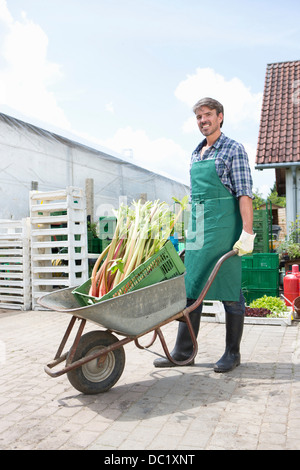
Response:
[256, 60, 300, 231]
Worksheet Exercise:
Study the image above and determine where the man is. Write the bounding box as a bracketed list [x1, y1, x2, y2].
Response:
[154, 97, 255, 373]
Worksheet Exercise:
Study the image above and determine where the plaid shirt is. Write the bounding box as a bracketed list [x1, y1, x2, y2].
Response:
[190, 133, 253, 199]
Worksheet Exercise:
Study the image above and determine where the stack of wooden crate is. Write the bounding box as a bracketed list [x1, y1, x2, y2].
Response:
[0, 219, 31, 310]
[30, 187, 88, 309]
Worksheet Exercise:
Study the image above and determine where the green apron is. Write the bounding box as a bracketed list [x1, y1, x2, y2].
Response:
[185, 155, 242, 301]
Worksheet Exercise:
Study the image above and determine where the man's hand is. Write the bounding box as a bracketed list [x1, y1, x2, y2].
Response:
[233, 230, 256, 256]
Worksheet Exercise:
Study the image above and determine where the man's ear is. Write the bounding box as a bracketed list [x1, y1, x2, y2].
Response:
[218, 112, 224, 127]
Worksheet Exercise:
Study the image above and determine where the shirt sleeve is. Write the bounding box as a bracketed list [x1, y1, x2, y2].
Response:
[230, 142, 253, 199]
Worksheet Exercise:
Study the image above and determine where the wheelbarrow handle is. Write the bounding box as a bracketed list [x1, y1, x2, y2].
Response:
[183, 249, 238, 315]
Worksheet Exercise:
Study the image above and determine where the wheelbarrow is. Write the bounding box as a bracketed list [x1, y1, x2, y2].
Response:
[38, 249, 237, 394]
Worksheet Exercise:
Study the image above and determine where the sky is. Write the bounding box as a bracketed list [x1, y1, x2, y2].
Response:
[1, 0, 300, 199]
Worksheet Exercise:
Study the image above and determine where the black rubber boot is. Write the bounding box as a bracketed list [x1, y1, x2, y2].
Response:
[213, 312, 244, 373]
[153, 299, 202, 368]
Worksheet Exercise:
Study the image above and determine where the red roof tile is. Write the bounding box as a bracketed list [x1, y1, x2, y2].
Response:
[256, 60, 300, 166]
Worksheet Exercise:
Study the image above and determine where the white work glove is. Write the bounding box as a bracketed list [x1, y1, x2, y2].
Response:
[233, 230, 256, 256]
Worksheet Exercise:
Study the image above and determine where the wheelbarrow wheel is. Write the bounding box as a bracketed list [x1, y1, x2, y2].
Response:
[67, 330, 125, 394]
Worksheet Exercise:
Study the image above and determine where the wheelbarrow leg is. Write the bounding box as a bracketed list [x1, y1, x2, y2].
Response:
[65, 318, 87, 366]
[44, 316, 87, 377]
[54, 315, 77, 360]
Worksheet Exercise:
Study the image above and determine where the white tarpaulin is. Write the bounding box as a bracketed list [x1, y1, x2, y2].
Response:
[0, 113, 189, 220]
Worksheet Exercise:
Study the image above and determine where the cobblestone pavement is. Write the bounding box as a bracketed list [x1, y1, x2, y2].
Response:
[1, 308, 300, 451]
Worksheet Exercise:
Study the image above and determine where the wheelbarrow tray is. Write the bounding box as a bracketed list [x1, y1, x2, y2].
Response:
[38, 274, 187, 337]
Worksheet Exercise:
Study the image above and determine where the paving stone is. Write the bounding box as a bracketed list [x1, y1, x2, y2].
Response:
[1, 309, 300, 450]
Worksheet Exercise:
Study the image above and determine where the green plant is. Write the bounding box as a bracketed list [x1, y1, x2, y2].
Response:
[267, 183, 286, 207]
[277, 214, 300, 259]
[289, 215, 300, 243]
[87, 221, 98, 238]
[249, 295, 288, 317]
[277, 241, 300, 259]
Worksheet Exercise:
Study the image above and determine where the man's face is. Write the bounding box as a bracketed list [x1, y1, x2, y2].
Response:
[195, 105, 223, 137]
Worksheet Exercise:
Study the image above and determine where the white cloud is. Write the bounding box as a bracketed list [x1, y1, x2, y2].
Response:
[86, 126, 190, 184]
[0, 1, 70, 129]
[105, 102, 114, 114]
[175, 67, 263, 132]
[0, 0, 12, 23]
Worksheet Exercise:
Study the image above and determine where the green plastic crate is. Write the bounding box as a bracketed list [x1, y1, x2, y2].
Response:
[242, 268, 279, 290]
[253, 210, 269, 253]
[100, 238, 111, 253]
[241, 255, 253, 269]
[72, 240, 186, 307]
[243, 288, 279, 305]
[253, 232, 269, 253]
[87, 232, 93, 253]
[253, 210, 267, 220]
[92, 238, 101, 253]
[252, 253, 279, 269]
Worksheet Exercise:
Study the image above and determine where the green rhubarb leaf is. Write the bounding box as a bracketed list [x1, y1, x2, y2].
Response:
[172, 195, 189, 210]
[108, 258, 124, 274]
